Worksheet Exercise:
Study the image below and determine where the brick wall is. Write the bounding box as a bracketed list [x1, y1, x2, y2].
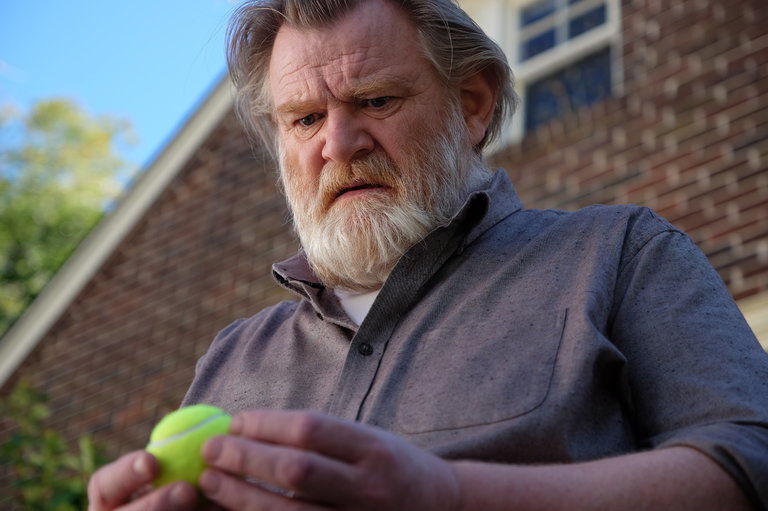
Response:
[0, 0, 766, 505]
[491, 0, 767, 301]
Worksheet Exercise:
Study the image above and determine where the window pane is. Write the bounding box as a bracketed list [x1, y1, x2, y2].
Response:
[521, 29, 557, 60]
[521, 0, 557, 27]
[525, 47, 612, 131]
[569, 5, 607, 39]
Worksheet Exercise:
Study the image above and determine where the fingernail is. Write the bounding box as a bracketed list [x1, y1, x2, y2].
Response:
[132, 454, 152, 480]
[199, 470, 221, 494]
[169, 483, 195, 505]
[230, 414, 243, 434]
[202, 436, 222, 461]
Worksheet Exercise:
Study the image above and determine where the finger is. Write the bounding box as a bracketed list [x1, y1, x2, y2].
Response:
[200, 469, 332, 511]
[88, 450, 158, 509]
[119, 482, 199, 511]
[203, 435, 361, 503]
[88, 451, 202, 511]
[230, 410, 376, 462]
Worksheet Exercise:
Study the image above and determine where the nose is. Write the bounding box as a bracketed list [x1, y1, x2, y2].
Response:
[321, 109, 374, 164]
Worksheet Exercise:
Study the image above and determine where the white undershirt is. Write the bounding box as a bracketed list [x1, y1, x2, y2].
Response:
[334, 287, 381, 326]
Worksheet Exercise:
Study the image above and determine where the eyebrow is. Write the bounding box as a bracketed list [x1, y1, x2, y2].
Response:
[274, 76, 411, 117]
[345, 76, 411, 98]
[275, 100, 317, 117]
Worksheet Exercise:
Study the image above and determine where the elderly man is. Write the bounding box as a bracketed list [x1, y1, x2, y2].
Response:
[89, 0, 768, 509]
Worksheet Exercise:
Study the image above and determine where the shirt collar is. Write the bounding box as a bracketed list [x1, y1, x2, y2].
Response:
[460, 168, 524, 251]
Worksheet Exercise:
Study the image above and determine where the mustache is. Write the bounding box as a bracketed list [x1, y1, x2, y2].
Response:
[316, 151, 401, 211]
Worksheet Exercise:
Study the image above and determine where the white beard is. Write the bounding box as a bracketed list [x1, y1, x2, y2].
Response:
[280, 105, 491, 291]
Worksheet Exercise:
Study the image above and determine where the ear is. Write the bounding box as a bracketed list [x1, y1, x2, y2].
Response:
[459, 71, 497, 147]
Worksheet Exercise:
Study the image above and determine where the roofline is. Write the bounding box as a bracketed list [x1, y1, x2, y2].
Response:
[0, 75, 236, 388]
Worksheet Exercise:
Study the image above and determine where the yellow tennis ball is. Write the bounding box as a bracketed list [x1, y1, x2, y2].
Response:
[146, 404, 231, 488]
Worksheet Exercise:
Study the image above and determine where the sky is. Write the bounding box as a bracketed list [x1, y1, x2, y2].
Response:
[0, 0, 239, 171]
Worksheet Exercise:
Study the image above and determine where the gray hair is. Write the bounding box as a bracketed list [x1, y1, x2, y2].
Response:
[226, 0, 518, 155]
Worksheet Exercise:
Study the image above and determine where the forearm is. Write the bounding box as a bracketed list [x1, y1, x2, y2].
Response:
[452, 446, 753, 511]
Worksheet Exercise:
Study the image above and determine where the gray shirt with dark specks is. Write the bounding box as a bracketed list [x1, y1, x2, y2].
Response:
[184, 170, 768, 508]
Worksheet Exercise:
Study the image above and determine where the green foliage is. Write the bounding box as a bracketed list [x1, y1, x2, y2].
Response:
[0, 380, 107, 510]
[0, 99, 135, 336]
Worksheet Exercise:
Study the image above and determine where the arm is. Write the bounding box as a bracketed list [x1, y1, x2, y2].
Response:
[198, 410, 754, 510]
[454, 446, 752, 510]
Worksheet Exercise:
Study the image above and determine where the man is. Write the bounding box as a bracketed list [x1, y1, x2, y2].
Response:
[88, 0, 768, 509]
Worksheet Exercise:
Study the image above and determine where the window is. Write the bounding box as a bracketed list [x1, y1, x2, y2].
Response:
[457, 0, 620, 142]
[518, 0, 610, 61]
[513, 0, 619, 134]
[524, 46, 612, 131]
[461, 0, 621, 145]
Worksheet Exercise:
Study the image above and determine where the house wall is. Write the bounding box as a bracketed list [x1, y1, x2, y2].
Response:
[0, 0, 766, 505]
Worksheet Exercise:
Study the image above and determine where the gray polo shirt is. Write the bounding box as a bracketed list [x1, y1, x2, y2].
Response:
[184, 170, 768, 507]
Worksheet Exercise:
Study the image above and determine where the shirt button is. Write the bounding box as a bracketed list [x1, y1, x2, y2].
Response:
[358, 343, 374, 356]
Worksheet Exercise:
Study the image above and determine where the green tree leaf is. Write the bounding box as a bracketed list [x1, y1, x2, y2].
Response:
[0, 99, 136, 336]
[0, 379, 108, 510]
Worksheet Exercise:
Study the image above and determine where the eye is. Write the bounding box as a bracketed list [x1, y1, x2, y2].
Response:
[296, 113, 323, 127]
[364, 97, 393, 109]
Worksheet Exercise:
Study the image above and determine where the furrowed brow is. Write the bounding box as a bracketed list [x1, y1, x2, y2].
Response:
[275, 100, 317, 117]
[345, 76, 410, 98]
[274, 76, 411, 117]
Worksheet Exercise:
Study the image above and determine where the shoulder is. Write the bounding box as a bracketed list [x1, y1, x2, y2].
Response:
[189, 300, 307, 372]
[574, 204, 682, 249]
[507, 203, 681, 246]
[483, 203, 694, 277]
[532, 203, 674, 230]
[182, 299, 307, 406]
[211, 300, 304, 348]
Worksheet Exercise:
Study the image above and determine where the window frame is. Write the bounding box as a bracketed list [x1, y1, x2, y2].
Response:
[494, 0, 623, 146]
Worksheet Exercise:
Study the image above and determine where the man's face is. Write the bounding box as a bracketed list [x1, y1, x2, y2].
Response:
[268, 0, 487, 290]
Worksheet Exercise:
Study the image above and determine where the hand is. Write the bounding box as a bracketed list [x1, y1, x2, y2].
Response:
[198, 410, 461, 510]
[87, 450, 220, 511]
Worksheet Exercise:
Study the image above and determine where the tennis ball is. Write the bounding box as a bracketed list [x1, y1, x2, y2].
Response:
[146, 404, 231, 488]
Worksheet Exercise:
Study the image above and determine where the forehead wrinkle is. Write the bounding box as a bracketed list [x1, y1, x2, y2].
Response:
[269, 1, 435, 116]
[279, 39, 376, 74]
[275, 46, 402, 104]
